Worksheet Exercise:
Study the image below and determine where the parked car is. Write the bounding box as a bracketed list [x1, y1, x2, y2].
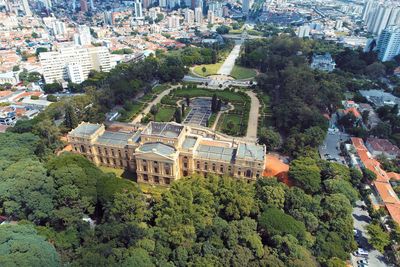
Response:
[357, 259, 369, 267]
[354, 248, 368, 257]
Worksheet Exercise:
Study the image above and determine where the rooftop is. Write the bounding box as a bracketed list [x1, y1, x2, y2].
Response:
[182, 136, 197, 150]
[69, 122, 102, 137]
[367, 137, 400, 156]
[96, 131, 134, 147]
[196, 144, 235, 162]
[142, 122, 184, 138]
[139, 142, 176, 157]
[236, 143, 265, 161]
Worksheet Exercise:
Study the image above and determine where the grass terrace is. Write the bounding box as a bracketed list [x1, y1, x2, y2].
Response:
[155, 106, 176, 122]
[230, 66, 257, 80]
[193, 62, 223, 77]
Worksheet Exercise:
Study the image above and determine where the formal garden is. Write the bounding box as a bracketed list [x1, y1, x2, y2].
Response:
[140, 84, 251, 136]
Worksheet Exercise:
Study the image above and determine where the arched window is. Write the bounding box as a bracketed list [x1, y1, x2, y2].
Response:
[246, 170, 252, 178]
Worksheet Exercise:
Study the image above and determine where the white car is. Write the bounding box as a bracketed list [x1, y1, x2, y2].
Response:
[354, 248, 368, 257]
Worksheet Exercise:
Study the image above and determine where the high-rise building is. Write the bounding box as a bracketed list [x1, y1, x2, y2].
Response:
[297, 25, 310, 38]
[159, 0, 167, 8]
[39, 46, 112, 84]
[185, 8, 194, 25]
[74, 25, 92, 46]
[195, 6, 202, 24]
[377, 26, 400, 62]
[142, 0, 150, 9]
[104, 11, 113, 25]
[209, 1, 223, 17]
[362, 0, 378, 21]
[242, 0, 251, 14]
[52, 20, 66, 36]
[207, 9, 214, 24]
[134, 0, 143, 19]
[80, 0, 88, 12]
[365, 4, 400, 36]
[41, 0, 52, 9]
[21, 0, 32, 16]
[168, 15, 180, 29]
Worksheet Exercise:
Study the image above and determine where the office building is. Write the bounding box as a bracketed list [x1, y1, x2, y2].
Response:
[39, 46, 111, 84]
[377, 26, 400, 62]
[68, 122, 267, 186]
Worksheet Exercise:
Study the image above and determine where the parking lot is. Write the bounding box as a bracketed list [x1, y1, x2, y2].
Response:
[351, 200, 389, 267]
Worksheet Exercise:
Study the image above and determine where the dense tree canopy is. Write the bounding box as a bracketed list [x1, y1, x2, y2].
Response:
[0, 224, 60, 267]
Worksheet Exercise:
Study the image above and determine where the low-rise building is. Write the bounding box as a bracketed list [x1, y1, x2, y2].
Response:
[310, 53, 336, 72]
[67, 121, 267, 185]
[366, 137, 400, 159]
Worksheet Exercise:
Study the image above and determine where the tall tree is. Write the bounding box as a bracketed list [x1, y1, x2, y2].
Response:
[64, 105, 78, 130]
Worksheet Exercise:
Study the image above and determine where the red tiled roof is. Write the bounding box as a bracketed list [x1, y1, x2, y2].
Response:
[375, 181, 399, 204]
[344, 107, 362, 118]
[367, 137, 400, 157]
[386, 203, 400, 225]
[351, 137, 400, 224]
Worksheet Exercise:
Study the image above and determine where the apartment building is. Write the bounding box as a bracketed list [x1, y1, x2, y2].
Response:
[39, 46, 111, 84]
[377, 26, 400, 62]
[67, 122, 267, 186]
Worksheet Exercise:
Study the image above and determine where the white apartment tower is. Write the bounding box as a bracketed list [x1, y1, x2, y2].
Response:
[21, 0, 32, 16]
[168, 15, 180, 29]
[39, 46, 111, 84]
[364, 3, 400, 36]
[74, 25, 92, 46]
[134, 0, 143, 19]
[195, 7, 202, 24]
[377, 26, 400, 62]
[297, 25, 310, 38]
[185, 9, 194, 25]
[207, 9, 215, 24]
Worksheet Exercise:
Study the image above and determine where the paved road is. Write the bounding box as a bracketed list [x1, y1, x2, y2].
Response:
[131, 85, 178, 124]
[351, 200, 389, 267]
[217, 43, 242, 76]
[244, 90, 259, 142]
[319, 113, 349, 164]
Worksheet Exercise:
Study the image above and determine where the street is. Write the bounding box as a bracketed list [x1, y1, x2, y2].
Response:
[351, 200, 389, 267]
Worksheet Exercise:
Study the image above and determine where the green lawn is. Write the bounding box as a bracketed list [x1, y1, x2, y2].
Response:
[152, 84, 170, 94]
[117, 101, 145, 122]
[99, 166, 135, 180]
[229, 29, 243, 34]
[193, 62, 223, 77]
[217, 113, 244, 136]
[154, 106, 175, 122]
[174, 88, 245, 102]
[230, 66, 257, 80]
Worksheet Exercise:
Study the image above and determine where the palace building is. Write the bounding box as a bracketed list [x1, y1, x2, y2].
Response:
[67, 121, 266, 185]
